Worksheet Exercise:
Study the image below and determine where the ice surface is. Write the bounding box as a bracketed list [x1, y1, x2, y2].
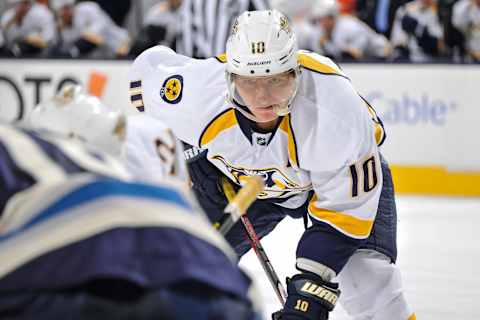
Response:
[240, 196, 480, 320]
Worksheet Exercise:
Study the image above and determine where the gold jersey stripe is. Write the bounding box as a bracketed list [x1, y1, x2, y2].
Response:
[278, 114, 299, 168]
[215, 53, 227, 63]
[362, 98, 385, 146]
[200, 109, 237, 147]
[374, 124, 384, 145]
[308, 194, 374, 238]
[408, 313, 417, 320]
[298, 53, 345, 77]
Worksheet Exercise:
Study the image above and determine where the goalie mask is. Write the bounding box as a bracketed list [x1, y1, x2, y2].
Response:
[226, 10, 301, 121]
[26, 85, 126, 156]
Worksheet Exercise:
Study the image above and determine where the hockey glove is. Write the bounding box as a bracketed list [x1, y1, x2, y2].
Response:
[185, 146, 229, 206]
[272, 273, 340, 320]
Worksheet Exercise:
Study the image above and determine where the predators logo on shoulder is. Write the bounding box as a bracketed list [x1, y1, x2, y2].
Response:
[160, 75, 183, 104]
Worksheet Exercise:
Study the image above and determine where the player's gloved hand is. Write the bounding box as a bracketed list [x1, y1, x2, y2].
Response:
[401, 14, 419, 35]
[272, 273, 340, 320]
[185, 146, 228, 206]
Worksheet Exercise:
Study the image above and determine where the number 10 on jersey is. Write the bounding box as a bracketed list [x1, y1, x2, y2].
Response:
[349, 155, 378, 197]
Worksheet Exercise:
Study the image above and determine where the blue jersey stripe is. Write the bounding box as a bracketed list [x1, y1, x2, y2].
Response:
[0, 139, 37, 215]
[23, 130, 88, 175]
[0, 179, 193, 242]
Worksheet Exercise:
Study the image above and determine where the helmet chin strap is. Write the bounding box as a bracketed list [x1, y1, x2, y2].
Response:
[272, 103, 289, 116]
[232, 98, 290, 122]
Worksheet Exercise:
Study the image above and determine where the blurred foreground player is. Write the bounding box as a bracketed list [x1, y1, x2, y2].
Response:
[0, 87, 261, 320]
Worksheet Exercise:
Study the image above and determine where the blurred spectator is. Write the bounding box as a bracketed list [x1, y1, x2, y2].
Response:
[390, 0, 446, 62]
[269, 0, 318, 50]
[90, 0, 132, 26]
[49, 0, 130, 58]
[337, 0, 356, 14]
[357, 0, 411, 38]
[177, 0, 269, 58]
[452, 0, 480, 62]
[310, 0, 391, 62]
[0, 0, 55, 57]
[0, 30, 7, 56]
[129, 0, 181, 58]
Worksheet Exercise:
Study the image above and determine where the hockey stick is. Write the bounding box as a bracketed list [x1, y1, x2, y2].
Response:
[213, 176, 265, 235]
[220, 176, 287, 306]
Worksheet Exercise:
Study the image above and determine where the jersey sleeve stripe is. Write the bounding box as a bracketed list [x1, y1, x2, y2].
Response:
[199, 108, 237, 147]
[308, 195, 374, 239]
[360, 96, 386, 146]
[129, 80, 145, 112]
[0, 126, 68, 184]
[297, 52, 349, 79]
[130, 80, 142, 88]
[278, 115, 299, 168]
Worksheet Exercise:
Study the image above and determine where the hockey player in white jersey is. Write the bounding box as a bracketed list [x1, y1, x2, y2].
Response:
[0, 87, 262, 319]
[129, 9, 416, 320]
[452, 0, 480, 62]
[0, 0, 56, 57]
[390, 0, 445, 62]
[49, 0, 130, 58]
[310, 0, 392, 61]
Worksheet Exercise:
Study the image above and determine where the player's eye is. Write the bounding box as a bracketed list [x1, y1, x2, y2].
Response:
[238, 79, 257, 87]
[268, 78, 283, 86]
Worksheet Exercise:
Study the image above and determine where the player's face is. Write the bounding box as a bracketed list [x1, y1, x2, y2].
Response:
[15, 1, 31, 17]
[59, 6, 73, 24]
[233, 71, 296, 123]
[316, 16, 335, 33]
[169, 0, 182, 10]
[420, 0, 435, 7]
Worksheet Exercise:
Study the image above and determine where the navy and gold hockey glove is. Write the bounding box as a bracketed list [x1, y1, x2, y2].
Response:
[184, 144, 229, 207]
[272, 273, 340, 320]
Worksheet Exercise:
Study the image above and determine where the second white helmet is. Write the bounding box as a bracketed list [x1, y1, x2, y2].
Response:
[26, 85, 126, 156]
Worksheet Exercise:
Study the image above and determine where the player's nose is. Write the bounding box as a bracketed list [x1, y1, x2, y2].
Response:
[253, 84, 271, 103]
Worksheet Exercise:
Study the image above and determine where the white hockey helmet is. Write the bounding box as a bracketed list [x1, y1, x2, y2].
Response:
[311, 0, 339, 19]
[26, 84, 126, 156]
[226, 10, 300, 119]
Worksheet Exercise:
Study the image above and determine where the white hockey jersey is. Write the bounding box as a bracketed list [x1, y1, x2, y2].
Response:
[58, 1, 130, 57]
[124, 113, 189, 184]
[313, 14, 392, 60]
[129, 46, 385, 240]
[452, 0, 480, 59]
[0, 3, 55, 50]
[390, 0, 444, 62]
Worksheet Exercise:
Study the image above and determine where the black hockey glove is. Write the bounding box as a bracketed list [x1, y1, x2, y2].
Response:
[401, 14, 419, 35]
[185, 145, 229, 207]
[272, 273, 340, 320]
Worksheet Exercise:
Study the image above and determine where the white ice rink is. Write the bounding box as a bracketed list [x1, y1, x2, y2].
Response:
[240, 196, 480, 320]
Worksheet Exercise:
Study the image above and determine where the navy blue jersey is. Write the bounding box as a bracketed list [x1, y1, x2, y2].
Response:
[0, 123, 252, 303]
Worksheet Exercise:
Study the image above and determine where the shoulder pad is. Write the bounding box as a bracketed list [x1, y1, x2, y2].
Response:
[297, 51, 348, 79]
